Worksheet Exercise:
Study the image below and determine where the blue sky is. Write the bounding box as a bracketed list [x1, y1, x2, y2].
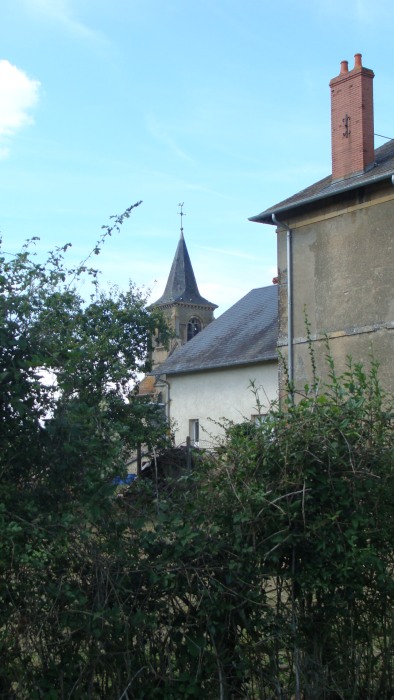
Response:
[1, 0, 393, 314]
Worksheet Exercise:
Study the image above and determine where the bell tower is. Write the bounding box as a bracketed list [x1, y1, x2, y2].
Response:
[149, 204, 217, 369]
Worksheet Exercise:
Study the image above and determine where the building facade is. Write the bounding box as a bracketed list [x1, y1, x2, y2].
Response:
[250, 54, 394, 396]
[153, 286, 278, 448]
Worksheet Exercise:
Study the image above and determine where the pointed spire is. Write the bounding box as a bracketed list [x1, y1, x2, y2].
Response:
[151, 205, 217, 309]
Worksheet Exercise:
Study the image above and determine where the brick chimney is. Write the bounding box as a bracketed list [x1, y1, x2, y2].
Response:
[329, 53, 375, 180]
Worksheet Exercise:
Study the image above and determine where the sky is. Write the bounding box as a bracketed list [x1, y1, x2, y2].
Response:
[1, 0, 394, 315]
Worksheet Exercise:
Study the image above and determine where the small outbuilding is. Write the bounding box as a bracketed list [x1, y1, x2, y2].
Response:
[152, 285, 278, 448]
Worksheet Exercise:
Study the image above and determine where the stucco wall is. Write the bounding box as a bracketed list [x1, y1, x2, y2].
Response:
[165, 361, 278, 449]
[277, 184, 394, 394]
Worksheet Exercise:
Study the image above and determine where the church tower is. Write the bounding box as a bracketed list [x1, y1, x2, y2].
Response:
[150, 205, 217, 369]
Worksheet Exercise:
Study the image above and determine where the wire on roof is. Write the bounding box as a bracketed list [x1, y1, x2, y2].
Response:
[374, 133, 393, 141]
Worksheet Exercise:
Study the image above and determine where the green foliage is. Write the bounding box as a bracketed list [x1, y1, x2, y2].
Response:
[1, 215, 393, 700]
[0, 207, 173, 697]
[121, 357, 394, 699]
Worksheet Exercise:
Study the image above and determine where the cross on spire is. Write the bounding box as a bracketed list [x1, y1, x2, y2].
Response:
[178, 202, 185, 239]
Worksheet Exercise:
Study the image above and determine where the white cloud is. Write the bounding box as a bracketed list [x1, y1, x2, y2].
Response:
[0, 60, 40, 158]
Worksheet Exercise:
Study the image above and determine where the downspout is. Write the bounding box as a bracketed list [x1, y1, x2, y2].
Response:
[272, 214, 294, 395]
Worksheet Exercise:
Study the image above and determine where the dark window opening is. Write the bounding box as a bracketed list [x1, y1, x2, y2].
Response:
[187, 317, 202, 341]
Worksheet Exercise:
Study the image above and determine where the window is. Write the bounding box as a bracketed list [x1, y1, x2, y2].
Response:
[189, 419, 199, 446]
[187, 317, 202, 341]
[251, 414, 267, 426]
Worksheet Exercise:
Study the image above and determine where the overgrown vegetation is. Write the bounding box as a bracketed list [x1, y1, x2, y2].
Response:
[1, 212, 393, 698]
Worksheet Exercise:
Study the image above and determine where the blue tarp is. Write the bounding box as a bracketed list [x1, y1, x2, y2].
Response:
[112, 473, 137, 486]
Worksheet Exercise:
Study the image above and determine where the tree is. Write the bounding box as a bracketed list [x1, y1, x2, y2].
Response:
[0, 204, 172, 697]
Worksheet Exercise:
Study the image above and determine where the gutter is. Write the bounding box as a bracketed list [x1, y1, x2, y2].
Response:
[153, 354, 278, 377]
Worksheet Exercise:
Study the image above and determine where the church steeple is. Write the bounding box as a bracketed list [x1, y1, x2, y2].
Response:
[150, 204, 217, 309]
[149, 205, 217, 369]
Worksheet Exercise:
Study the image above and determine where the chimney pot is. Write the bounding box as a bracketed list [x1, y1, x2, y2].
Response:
[354, 53, 362, 68]
[340, 60, 349, 74]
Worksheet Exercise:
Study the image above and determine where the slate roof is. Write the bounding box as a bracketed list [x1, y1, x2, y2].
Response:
[137, 374, 157, 396]
[250, 139, 394, 225]
[150, 233, 217, 308]
[153, 285, 278, 376]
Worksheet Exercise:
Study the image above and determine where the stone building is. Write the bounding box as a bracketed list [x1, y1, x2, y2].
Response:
[149, 223, 217, 370]
[138, 218, 217, 399]
[250, 54, 394, 396]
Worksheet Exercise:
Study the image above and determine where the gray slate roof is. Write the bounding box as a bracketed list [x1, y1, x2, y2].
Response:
[154, 285, 278, 376]
[250, 139, 394, 225]
[150, 233, 217, 308]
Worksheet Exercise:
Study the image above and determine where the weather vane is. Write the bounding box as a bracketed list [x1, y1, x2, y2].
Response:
[178, 202, 185, 237]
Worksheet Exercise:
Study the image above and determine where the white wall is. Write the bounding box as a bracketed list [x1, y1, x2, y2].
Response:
[165, 361, 278, 449]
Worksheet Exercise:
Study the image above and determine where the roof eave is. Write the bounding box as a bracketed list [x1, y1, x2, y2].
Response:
[249, 169, 394, 225]
[148, 299, 218, 312]
[153, 353, 278, 377]
[154, 298, 218, 309]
